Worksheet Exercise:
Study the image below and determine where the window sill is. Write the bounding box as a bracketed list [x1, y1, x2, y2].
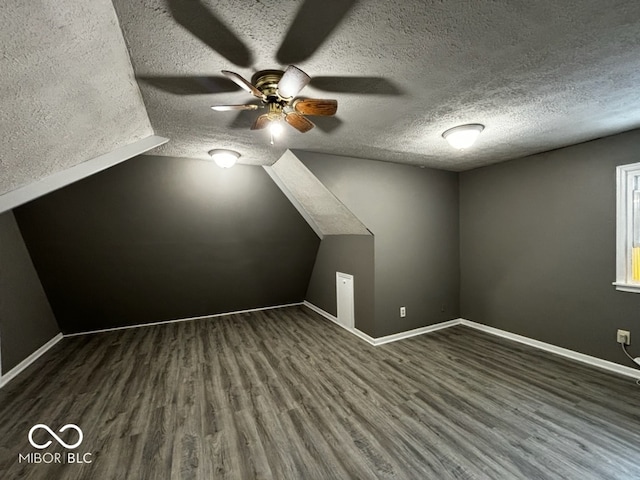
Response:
[613, 282, 640, 293]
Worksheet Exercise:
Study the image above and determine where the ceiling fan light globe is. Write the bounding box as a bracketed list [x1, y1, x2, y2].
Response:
[269, 121, 284, 137]
[442, 124, 484, 149]
[208, 149, 240, 168]
[277, 65, 311, 98]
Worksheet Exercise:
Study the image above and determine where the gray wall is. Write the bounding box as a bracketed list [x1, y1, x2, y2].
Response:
[15, 155, 320, 334]
[0, 211, 60, 372]
[460, 129, 640, 364]
[306, 235, 375, 335]
[297, 151, 460, 337]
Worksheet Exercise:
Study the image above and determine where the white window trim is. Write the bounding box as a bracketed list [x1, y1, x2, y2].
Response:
[614, 162, 640, 293]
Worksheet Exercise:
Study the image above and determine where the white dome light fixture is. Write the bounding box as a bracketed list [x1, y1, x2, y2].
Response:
[442, 124, 484, 149]
[208, 149, 240, 168]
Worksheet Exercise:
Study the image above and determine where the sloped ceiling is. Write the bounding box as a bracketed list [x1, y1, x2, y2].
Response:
[113, 0, 640, 171]
[0, 0, 152, 196]
[266, 150, 371, 237]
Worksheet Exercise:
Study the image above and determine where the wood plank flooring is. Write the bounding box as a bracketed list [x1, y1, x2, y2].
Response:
[1, 305, 640, 479]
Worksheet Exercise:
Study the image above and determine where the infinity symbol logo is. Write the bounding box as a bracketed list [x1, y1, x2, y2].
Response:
[28, 424, 83, 450]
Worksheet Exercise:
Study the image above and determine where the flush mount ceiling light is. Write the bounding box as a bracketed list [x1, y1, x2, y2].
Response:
[208, 149, 240, 168]
[442, 124, 484, 149]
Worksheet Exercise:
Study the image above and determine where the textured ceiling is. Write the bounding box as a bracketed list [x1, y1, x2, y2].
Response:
[119, 1, 640, 170]
[0, 0, 152, 196]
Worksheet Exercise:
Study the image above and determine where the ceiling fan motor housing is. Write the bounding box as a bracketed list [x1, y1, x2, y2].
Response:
[252, 70, 291, 103]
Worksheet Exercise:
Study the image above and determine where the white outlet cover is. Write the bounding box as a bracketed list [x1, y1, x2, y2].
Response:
[617, 329, 631, 344]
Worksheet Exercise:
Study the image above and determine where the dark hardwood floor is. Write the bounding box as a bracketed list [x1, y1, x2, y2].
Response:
[1, 305, 639, 479]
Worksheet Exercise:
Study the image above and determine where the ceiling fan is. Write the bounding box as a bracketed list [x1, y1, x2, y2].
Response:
[138, 0, 401, 138]
[211, 65, 338, 138]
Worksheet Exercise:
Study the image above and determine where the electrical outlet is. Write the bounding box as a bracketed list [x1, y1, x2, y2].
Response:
[400, 306, 406, 318]
[617, 329, 631, 345]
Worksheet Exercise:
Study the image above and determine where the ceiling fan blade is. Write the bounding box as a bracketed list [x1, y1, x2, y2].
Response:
[310, 76, 402, 95]
[251, 114, 270, 130]
[222, 70, 264, 98]
[167, 0, 251, 67]
[276, 0, 358, 64]
[293, 99, 337, 116]
[137, 76, 239, 95]
[277, 65, 311, 98]
[211, 104, 259, 112]
[285, 112, 314, 133]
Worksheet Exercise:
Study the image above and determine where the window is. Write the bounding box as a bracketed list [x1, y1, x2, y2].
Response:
[614, 162, 640, 292]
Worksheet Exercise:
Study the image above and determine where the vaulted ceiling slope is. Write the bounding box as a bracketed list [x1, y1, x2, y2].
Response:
[114, 0, 640, 171]
[0, 0, 152, 197]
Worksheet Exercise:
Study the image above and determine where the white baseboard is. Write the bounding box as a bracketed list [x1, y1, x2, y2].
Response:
[369, 319, 463, 346]
[460, 319, 640, 380]
[5, 306, 638, 391]
[1, 303, 303, 389]
[303, 300, 375, 341]
[302, 300, 337, 322]
[64, 302, 305, 337]
[302, 301, 460, 346]
[302, 302, 640, 380]
[0, 333, 64, 389]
